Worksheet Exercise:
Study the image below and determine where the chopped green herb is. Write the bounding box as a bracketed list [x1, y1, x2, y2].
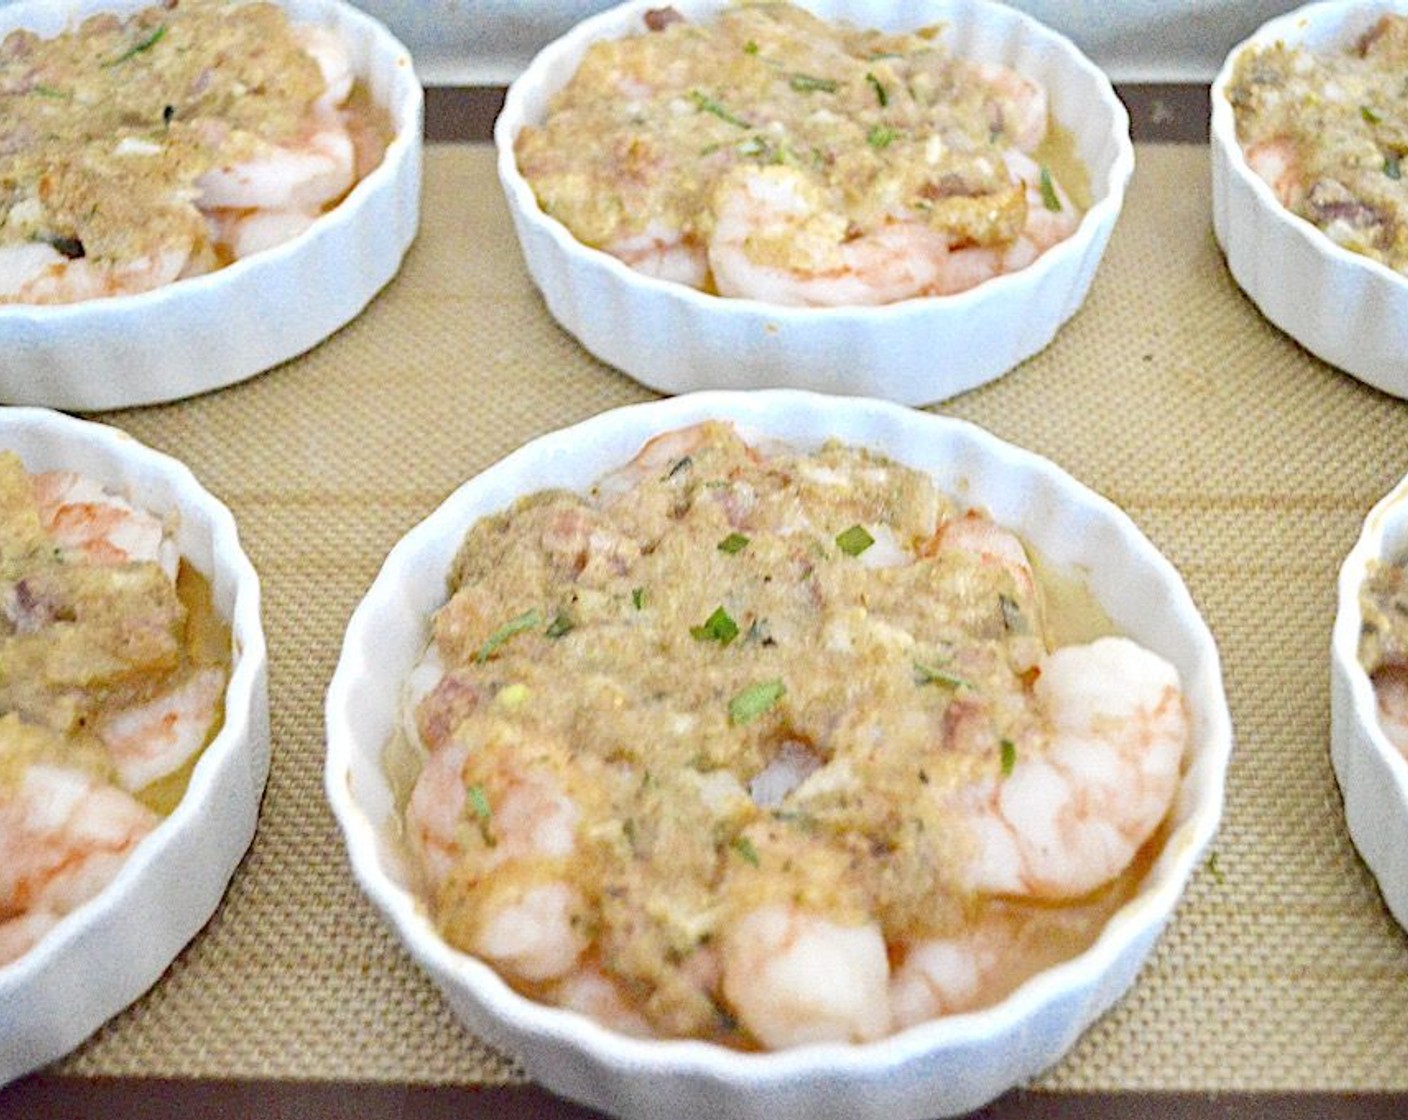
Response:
[914, 662, 968, 689]
[1387, 154, 1402, 181]
[1039, 165, 1063, 213]
[743, 39, 759, 55]
[866, 71, 889, 107]
[666, 454, 694, 479]
[790, 73, 838, 94]
[545, 612, 575, 638]
[691, 606, 739, 646]
[1362, 104, 1384, 125]
[1000, 739, 1017, 778]
[718, 532, 750, 554]
[31, 84, 71, 100]
[731, 835, 761, 866]
[104, 23, 166, 67]
[689, 90, 750, 128]
[835, 524, 875, 557]
[867, 124, 897, 149]
[623, 818, 638, 851]
[729, 679, 785, 725]
[475, 608, 542, 663]
[466, 784, 495, 846]
[632, 587, 646, 610]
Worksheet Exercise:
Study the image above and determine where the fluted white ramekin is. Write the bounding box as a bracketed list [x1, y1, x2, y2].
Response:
[0, 408, 269, 1085]
[1211, 1, 1408, 398]
[327, 389, 1230, 1120]
[0, 0, 423, 411]
[1332, 473, 1408, 931]
[495, 1, 1134, 406]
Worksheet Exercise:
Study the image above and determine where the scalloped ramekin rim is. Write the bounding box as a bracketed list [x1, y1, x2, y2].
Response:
[0, 407, 268, 1077]
[326, 389, 1229, 1116]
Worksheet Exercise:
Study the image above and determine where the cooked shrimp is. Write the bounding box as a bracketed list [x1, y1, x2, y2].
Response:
[974, 62, 1050, 155]
[0, 909, 62, 968]
[96, 668, 226, 793]
[928, 151, 1080, 296]
[890, 917, 1016, 1026]
[1245, 136, 1302, 207]
[198, 123, 356, 223]
[707, 165, 950, 307]
[405, 736, 589, 983]
[31, 470, 178, 580]
[1372, 665, 1408, 758]
[719, 902, 891, 1048]
[552, 965, 656, 1037]
[0, 762, 158, 967]
[294, 23, 355, 116]
[949, 636, 1187, 901]
[0, 240, 192, 306]
[606, 221, 709, 288]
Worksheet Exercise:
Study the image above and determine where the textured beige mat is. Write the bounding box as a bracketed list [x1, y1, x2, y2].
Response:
[50, 142, 1408, 1090]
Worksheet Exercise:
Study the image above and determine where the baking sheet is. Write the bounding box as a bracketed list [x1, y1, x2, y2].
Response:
[32, 142, 1408, 1091]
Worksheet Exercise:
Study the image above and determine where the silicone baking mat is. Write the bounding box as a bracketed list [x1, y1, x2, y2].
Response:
[47, 143, 1408, 1090]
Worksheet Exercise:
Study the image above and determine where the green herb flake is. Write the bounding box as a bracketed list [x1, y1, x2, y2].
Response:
[689, 90, 750, 128]
[466, 784, 495, 846]
[1362, 104, 1384, 125]
[835, 524, 875, 557]
[632, 587, 646, 610]
[1207, 851, 1226, 885]
[475, 608, 542, 663]
[731, 835, 761, 866]
[545, 612, 575, 638]
[31, 84, 71, 100]
[104, 22, 167, 67]
[914, 662, 968, 690]
[865, 71, 889, 107]
[867, 124, 897, 149]
[999, 593, 1027, 634]
[729, 679, 785, 725]
[1000, 738, 1017, 778]
[1386, 154, 1402, 181]
[743, 39, 760, 55]
[1039, 165, 1063, 213]
[790, 73, 838, 94]
[691, 605, 740, 646]
[718, 532, 750, 554]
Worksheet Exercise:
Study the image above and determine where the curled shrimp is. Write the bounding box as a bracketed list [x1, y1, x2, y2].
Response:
[0, 757, 158, 967]
[31, 469, 178, 580]
[0, 240, 192, 306]
[405, 737, 589, 984]
[96, 667, 226, 794]
[949, 636, 1187, 901]
[720, 902, 892, 1048]
[973, 62, 1050, 155]
[1244, 136, 1301, 208]
[707, 165, 950, 307]
[606, 221, 709, 289]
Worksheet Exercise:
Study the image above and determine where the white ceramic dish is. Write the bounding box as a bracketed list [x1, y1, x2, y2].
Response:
[494, 0, 1134, 407]
[326, 390, 1231, 1120]
[1210, 0, 1408, 399]
[0, 408, 269, 1085]
[0, 0, 423, 412]
[1331, 473, 1408, 931]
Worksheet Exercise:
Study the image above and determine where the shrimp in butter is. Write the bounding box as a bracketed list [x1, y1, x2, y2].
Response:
[399, 422, 1189, 1049]
[0, 452, 229, 965]
[0, 0, 389, 305]
[515, 2, 1086, 306]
